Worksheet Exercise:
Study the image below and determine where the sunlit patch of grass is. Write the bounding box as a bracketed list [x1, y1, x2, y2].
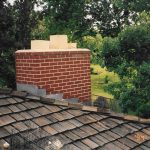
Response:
[91, 64, 120, 101]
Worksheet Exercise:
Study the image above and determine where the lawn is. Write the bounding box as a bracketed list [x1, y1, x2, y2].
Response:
[91, 64, 120, 101]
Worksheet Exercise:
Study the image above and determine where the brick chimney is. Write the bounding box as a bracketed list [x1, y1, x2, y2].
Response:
[15, 35, 91, 102]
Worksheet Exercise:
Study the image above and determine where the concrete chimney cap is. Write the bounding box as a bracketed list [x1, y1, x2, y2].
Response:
[50, 35, 68, 42]
[31, 35, 77, 50]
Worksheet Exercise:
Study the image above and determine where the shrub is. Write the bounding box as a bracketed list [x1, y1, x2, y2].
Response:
[90, 67, 94, 74]
[138, 102, 150, 118]
[79, 34, 103, 64]
[104, 75, 109, 84]
[100, 24, 150, 117]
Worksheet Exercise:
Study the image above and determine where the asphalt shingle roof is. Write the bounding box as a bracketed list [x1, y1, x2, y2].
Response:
[0, 89, 149, 150]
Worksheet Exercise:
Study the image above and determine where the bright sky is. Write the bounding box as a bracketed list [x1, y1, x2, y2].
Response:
[8, 0, 44, 11]
[8, 0, 15, 5]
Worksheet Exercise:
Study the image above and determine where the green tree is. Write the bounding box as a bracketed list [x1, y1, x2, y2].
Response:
[114, 0, 150, 13]
[114, 0, 150, 27]
[0, 0, 40, 88]
[101, 24, 150, 117]
[136, 11, 150, 25]
[0, 0, 16, 87]
[35, 0, 144, 40]
[13, 0, 40, 49]
[42, 0, 94, 41]
[89, 0, 137, 37]
[80, 34, 103, 64]
[31, 19, 48, 40]
[89, 0, 150, 37]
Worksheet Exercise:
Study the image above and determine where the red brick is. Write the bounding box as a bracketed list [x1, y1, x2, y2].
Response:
[15, 51, 91, 102]
[37, 81, 46, 86]
[49, 77, 58, 80]
[45, 66, 54, 70]
[40, 78, 50, 82]
[54, 79, 63, 84]
[32, 59, 44, 63]
[54, 86, 63, 91]
[30, 63, 40, 67]
[49, 62, 57, 65]
[59, 83, 67, 87]
[51, 83, 59, 87]
[41, 63, 49, 66]
[62, 72, 70, 75]
[44, 58, 53, 62]
[37, 67, 47, 70]
[15, 66, 22, 70]
[23, 63, 30, 66]
[41, 70, 49, 74]
[66, 68, 74, 72]
[53, 65, 62, 69]
[41, 85, 50, 89]
[59, 68, 67, 72]
[71, 91, 78, 95]
[31, 55, 40, 59]
[61, 65, 70, 68]
[16, 63, 23, 67]
[63, 85, 71, 89]
[17, 77, 25, 81]
[46, 80, 55, 85]
[54, 58, 62, 62]
[64, 61, 71, 65]
[59, 76, 67, 79]
[49, 69, 59, 73]
[47, 87, 55, 92]
[62, 58, 69, 61]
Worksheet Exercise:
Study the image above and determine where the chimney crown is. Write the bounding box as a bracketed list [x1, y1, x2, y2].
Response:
[31, 35, 77, 50]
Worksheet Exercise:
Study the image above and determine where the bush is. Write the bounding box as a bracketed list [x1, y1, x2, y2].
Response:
[90, 67, 94, 74]
[138, 102, 150, 118]
[104, 75, 109, 84]
[100, 24, 150, 117]
[79, 34, 103, 64]
[0, 1, 16, 88]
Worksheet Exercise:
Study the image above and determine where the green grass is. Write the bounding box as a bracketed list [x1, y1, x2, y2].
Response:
[91, 64, 120, 101]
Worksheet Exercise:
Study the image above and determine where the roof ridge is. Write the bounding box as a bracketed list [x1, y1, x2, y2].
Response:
[0, 88, 150, 124]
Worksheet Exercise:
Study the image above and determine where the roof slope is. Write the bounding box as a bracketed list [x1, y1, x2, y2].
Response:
[0, 90, 150, 150]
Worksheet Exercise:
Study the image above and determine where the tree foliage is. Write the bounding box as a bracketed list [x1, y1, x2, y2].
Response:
[42, 0, 94, 41]
[0, 0, 40, 88]
[0, 0, 16, 87]
[80, 34, 103, 64]
[13, 0, 40, 49]
[114, 0, 150, 13]
[89, 0, 137, 37]
[101, 24, 150, 117]
[40, 0, 140, 39]
[32, 0, 149, 41]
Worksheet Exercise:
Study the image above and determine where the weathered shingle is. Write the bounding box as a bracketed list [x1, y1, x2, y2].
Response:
[43, 125, 58, 135]
[0, 99, 10, 106]
[0, 128, 10, 139]
[0, 115, 15, 127]
[33, 117, 51, 126]
[0, 91, 149, 150]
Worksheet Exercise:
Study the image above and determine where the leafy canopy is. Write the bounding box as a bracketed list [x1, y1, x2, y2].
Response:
[100, 24, 150, 117]
[0, 0, 16, 87]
